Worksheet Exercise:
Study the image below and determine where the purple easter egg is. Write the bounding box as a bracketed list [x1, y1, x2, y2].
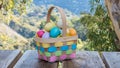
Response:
[42, 32, 50, 39]
[37, 30, 45, 38]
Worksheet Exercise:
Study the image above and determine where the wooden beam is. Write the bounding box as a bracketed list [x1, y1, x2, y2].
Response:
[105, 0, 120, 41]
[0, 50, 22, 68]
[102, 52, 120, 68]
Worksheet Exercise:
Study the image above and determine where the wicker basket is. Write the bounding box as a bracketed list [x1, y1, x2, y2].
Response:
[34, 6, 78, 62]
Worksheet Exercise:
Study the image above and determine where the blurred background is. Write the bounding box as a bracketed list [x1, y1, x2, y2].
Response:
[0, 0, 118, 52]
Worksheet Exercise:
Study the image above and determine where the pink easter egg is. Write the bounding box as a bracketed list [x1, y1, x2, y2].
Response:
[60, 54, 67, 61]
[38, 54, 42, 59]
[37, 30, 45, 38]
[42, 32, 50, 39]
[49, 56, 57, 62]
[69, 53, 76, 59]
[43, 55, 47, 61]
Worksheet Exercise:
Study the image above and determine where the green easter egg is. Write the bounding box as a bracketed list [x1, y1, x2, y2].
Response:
[45, 52, 51, 57]
[55, 51, 62, 56]
[66, 49, 72, 54]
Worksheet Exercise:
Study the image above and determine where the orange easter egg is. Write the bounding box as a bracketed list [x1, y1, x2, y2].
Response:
[69, 28, 77, 36]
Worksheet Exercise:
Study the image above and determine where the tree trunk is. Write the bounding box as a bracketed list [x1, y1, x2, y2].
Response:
[105, 0, 120, 49]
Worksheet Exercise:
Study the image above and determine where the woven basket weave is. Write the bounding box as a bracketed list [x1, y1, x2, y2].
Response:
[34, 6, 78, 62]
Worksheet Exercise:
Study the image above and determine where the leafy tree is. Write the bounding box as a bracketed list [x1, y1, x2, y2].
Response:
[0, 0, 32, 23]
[79, 0, 118, 51]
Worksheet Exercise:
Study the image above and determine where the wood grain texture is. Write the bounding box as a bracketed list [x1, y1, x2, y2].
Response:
[102, 52, 120, 68]
[105, 0, 120, 41]
[62, 51, 105, 68]
[35, 35, 78, 43]
[0, 50, 22, 68]
[14, 50, 58, 68]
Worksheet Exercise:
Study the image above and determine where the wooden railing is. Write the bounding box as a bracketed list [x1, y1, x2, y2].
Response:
[0, 50, 120, 68]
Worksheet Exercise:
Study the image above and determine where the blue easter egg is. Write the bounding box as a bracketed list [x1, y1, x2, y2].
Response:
[35, 46, 38, 50]
[60, 45, 69, 51]
[40, 46, 45, 52]
[50, 27, 61, 38]
[48, 46, 57, 53]
[71, 43, 77, 50]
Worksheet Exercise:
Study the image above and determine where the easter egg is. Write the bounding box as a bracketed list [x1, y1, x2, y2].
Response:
[42, 32, 50, 39]
[42, 43, 50, 48]
[55, 42, 63, 47]
[44, 22, 56, 31]
[69, 28, 77, 36]
[67, 29, 70, 36]
[50, 27, 61, 38]
[67, 41, 74, 45]
[37, 30, 45, 38]
[60, 29, 70, 36]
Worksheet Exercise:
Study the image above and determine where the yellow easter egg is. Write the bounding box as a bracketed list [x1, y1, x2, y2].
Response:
[55, 42, 63, 47]
[60, 29, 69, 36]
[67, 29, 70, 36]
[67, 41, 74, 45]
[42, 43, 50, 48]
[44, 22, 56, 31]
[69, 28, 77, 36]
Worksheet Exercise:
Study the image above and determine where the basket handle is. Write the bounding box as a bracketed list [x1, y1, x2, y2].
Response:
[46, 6, 67, 37]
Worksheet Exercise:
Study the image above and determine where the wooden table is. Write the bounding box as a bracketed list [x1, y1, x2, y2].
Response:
[14, 50, 58, 68]
[102, 52, 120, 68]
[0, 50, 22, 68]
[62, 51, 105, 68]
[1, 50, 120, 68]
[14, 50, 105, 68]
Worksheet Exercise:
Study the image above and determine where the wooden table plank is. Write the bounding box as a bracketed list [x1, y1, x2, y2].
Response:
[102, 52, 120, 68]
[62, 51, 105, 68]
[14, 50, 58, 68]
[0, 50, 22, 68]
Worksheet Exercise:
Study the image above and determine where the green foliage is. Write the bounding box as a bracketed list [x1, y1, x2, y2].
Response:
[0, 0, 117, 52]
[71, 17, 87, 41]
[50, 14, 58, 22]
[39, 14, 58, 29]
[0, 0, 32, 24]
[79, 0, 117, 51]
[0, 32, 34, 52]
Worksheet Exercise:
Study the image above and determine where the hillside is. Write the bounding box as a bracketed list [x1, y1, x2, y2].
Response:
[0, 23, 28, 50]
[9, 4, 79, 38]
[0, 4, 84, 51]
